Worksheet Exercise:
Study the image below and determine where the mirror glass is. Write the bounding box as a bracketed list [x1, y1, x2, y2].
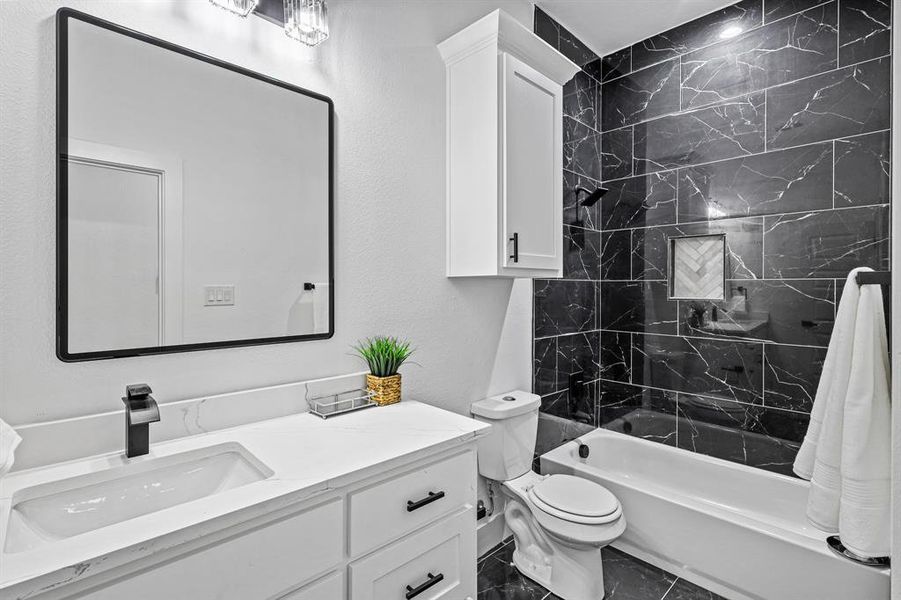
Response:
[58, 10, 333, 360]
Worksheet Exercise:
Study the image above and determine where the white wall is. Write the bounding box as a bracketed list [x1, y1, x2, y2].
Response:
[0, 0, 534, 426]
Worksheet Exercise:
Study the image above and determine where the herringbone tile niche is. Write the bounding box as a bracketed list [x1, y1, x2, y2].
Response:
[669, 234, 726, 300]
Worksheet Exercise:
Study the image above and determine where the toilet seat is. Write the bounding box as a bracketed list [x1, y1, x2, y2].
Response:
[527, 474, 621, 525]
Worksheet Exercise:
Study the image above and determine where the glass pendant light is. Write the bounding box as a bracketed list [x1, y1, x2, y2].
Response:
[284, 0, 329, 46]
[209, 0, 259, 17]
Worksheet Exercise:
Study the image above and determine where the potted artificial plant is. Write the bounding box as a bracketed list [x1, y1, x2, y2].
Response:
[353, 336, 414, 406]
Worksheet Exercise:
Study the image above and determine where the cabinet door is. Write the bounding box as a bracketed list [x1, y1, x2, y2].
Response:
[500, 52, 563, 273]
[349, 510, 476, 600]
[349, 450, 475, 557]
[277, 572, 344, 600]
[73, 499, 344, 600]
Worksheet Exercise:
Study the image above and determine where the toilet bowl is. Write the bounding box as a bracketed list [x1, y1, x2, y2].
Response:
[471, 391, 626, 600]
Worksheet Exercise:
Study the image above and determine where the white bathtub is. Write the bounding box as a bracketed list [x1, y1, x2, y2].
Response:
[540, 428, 890, 600]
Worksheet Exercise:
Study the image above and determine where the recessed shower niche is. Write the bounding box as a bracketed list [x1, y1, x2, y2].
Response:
[668, 234, 727, 300]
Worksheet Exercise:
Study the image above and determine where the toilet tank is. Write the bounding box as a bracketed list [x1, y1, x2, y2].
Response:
[470, 391, 540, 481]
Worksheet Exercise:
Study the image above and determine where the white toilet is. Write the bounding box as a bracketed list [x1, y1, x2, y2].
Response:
[471, 391, 626, 600]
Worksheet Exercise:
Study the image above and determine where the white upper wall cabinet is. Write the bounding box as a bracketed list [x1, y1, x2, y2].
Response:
[438, 10, 579, 278]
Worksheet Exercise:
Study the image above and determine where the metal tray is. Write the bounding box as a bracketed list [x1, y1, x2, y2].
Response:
[308, 388, 377, 419]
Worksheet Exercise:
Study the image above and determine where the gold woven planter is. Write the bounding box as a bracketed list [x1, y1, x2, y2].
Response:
[367, 373, 401, 406]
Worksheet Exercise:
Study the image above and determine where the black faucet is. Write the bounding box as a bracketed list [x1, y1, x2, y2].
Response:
[122, 383, 160, 458]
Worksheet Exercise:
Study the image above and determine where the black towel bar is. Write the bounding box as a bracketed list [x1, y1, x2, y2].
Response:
[856, 271, 891, 286]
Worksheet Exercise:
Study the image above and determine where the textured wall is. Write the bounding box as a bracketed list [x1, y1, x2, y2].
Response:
[0, 0, 533, 426]
[534, 0, 892, 475]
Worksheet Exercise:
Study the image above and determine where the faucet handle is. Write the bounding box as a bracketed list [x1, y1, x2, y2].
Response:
[122, 383, 160, 425]
[125, 383, 153, 399]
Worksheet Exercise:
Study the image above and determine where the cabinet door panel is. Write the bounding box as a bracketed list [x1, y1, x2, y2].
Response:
[349, 510, 476, 600]
[349, 450, 475, 557]
[277, 572, 344, 600]
[501, 52, 562, 272]
[75, 499, 343, 600]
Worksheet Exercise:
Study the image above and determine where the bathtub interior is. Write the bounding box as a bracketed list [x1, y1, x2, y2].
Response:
[545, 429, 811, 532]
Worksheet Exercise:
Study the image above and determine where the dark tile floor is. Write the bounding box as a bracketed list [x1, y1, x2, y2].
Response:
[477, 538, 724, 600]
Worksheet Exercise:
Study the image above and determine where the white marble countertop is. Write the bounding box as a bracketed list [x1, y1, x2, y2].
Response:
[0, 401, 490, 599]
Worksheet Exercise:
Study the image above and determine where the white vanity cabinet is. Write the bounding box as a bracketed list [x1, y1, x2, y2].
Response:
[42, 448, 478, 600]
[438, 10, 579, 278]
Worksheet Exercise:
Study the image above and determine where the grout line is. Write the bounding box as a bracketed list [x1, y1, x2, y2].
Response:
[599, 128, 890, 185]
[552, 335, 558, 398]
[674, 156, 681, 223]
[564, 167, 604, 186]
[595, 326, 830, 350]
[602, 0, 836, 83]
[598, 53, 890, 135]
[629, 125, 635, 178]
[832, 139, 837, 209]
[674, 391, 680, 447]
[594, 201, 889, 234]
[593, 376, 814, 416]
[660, 578, 679, 600]
[547, 276, 848, 284]
[546, 351, 815, 416]
[678, 56, 683, 111]
[761, 210, 766, 276]
[629, 229, 634, 280]
[565, 113, 603, 137]
[836, 0, 841, 66]
[629, 331, 634, 384]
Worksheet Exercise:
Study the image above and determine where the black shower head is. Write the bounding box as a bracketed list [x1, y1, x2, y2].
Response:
[575, 186, 609, 207]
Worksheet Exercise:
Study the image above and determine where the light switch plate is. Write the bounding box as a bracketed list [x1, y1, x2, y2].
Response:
[204, 285, 235, 306]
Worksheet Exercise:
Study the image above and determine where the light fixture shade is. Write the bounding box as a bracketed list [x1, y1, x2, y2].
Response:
[209, 0, 259, 17]
[284, 0, 329, 46]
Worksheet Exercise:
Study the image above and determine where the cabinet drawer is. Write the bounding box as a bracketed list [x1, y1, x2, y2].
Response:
[277, 572, 343, 600]
[75, 499, 344, 600]
[349, 451, 475, 556]
[349, 509, 476, 600]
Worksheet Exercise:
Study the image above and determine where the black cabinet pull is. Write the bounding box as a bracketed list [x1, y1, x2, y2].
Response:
[406, 490, 445, 512]
[405, 572, 444, 599]
[509, 232, 519, 263]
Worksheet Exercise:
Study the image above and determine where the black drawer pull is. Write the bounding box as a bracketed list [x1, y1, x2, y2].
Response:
[406, 491, 445, 512]
[405, 572, 444, 599]
[509, 232, 519, 263]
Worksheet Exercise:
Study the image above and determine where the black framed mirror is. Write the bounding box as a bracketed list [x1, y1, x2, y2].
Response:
[56, 8, 334, 361]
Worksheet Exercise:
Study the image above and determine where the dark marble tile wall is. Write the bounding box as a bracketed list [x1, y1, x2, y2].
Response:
[534, 1, 891, 476]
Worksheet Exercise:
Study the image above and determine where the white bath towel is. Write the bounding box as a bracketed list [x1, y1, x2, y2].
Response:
[793, 267, 891, 558]
[794, 270, 863, 483]
[838, 273, 891, 557]
[0, 417, 22, 477]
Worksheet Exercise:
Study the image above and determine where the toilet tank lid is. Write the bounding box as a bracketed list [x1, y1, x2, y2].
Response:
[471, 391, 540, 419]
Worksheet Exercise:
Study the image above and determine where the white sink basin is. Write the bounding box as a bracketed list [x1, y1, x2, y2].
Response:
[4, 442, 272, 553]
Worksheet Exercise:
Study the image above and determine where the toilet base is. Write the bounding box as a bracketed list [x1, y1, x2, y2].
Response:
[510, 535, 605, 600]
[504, 499, 609, 600]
